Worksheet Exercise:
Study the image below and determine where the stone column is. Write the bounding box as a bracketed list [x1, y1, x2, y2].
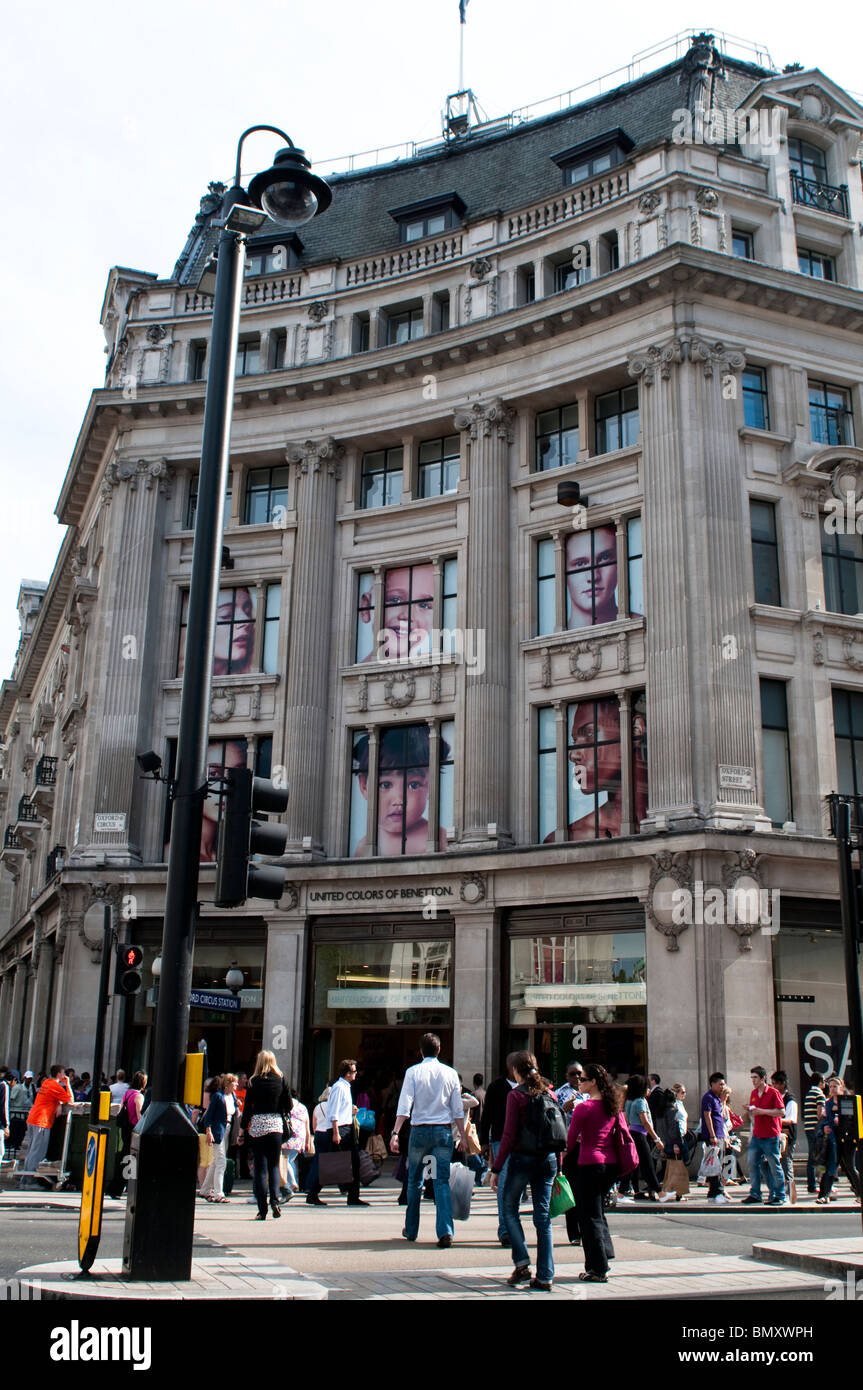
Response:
[6, 961, 28, 1069]
[282, 438, 343, 856]
[0, 969, 14, 1061]
[454, 399, 515, 848]
[262, 913, 306, 1085]
[25, 928, 55, 1075]
[77, 457, 174, 863]
[452, 902, 498, 1080]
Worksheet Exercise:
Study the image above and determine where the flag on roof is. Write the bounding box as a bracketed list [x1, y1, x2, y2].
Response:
[459, 0, 469, 22]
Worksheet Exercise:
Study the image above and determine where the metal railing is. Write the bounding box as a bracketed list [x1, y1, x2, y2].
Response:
[4, 826, 23, 849]
[34, 755, 57, 787]
[16, 796, 39, 823]
[791, 172, 850, 219]
[45, 844, 66, 880]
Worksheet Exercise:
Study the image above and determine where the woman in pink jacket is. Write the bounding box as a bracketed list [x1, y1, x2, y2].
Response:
[566, 1062, 632, 1283]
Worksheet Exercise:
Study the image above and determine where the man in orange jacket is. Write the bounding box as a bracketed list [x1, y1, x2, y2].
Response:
[20, 1064, 74, 1183]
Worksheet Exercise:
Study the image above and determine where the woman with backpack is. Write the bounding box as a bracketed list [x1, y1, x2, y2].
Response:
[490, 1051, 565, 1293]
[566, 1062, 635, 1283]
[106, 1070, 146, 1199]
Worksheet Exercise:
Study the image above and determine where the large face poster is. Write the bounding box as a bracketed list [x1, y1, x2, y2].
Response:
[350, 724, 449, 856]
[178, 587, 257, 678]
[565, 526, 618, 629]
[357, 564, 435, 663]
[564, 697, 648, 841]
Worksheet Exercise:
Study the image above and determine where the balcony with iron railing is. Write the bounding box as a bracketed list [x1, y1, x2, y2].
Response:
[34, 755, 57, 787]
[4, 826, 23, 850]
[16, 795, 40, 824]
[45, 844, 66, 881]
[791, 171, 850, 219]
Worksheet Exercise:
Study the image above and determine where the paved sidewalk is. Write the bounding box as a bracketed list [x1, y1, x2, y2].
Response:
[753, 1237, 863, 1283]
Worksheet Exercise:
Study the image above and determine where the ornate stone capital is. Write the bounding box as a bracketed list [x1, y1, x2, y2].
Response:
[688, 337, 746, 378]
[646, 851, 693, 952]
[102, 457, 173, 500]
[285, 436, 344, 477]
[453, 398, 515, 443]
[627, 339, 684, 385]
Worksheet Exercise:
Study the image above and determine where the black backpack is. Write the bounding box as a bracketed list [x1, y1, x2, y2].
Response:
[516, 1088, 568, 1155]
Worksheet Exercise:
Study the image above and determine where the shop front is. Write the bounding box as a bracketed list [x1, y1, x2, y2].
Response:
[122, 919, 266, 1081]
[772, 897, 855, 1100]
[505, 901, 647, 1086]
[304, 914, 454, 1110]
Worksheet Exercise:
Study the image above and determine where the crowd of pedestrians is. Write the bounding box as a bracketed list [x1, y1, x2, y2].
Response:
[2, 1047, 859, 1294]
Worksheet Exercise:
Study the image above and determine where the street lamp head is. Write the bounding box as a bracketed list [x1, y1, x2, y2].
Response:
[247, 146, 332, 227]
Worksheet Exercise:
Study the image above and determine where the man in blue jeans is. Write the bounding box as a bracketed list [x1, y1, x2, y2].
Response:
[743, 1065, 787, 1205]
[390, 1033, 467, 1248]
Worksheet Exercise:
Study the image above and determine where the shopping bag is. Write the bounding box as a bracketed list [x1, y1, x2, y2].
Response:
[449, 1162, 474, 1220]
[223, 1157, 235, 1195]
[357, 1148, 381, 1186]
[317, 1149, 355, 1187]
[549, 1173, 576, 1218]
[698, 1145, 722, 1179]
[356, 1107, 375, 1131]
[366, 1133, 387, 1163]
[197, 1135, 214, 1167]
[660, 1158, 689, 1197]
[464, 1120, 482, 1156]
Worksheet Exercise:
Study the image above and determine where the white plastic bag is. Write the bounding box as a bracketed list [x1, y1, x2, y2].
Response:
[698, 1144, 721, 1179]
[449, 1161, 474, 1221]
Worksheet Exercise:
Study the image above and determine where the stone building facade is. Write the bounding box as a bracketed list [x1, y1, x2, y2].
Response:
[2, 33, 863, 1105]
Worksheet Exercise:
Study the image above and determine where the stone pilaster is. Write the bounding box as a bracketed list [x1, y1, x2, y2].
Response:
[282, 437, 343, 856]
[628, 340, 698, 829]
[0, 969, 14, 1061]
[76, 457, 173, 863]
[451, 904, 498, 1079]
[453, 399, 515, 848]
[6, 960, 28, 1070]
[261, 914, 306, 1084]
[25, 928, 55, 1075]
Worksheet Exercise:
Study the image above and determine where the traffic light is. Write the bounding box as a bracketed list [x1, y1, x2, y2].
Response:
[114, 943, 143, 995]
[214, 766, 289, 908]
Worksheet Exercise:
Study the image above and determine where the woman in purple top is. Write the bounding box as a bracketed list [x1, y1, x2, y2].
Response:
[566, 1062, 629, 1282]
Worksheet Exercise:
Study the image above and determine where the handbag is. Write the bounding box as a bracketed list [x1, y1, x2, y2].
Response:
[611, 1113, 639, 1177]
[661, 1157, 690, 1197]
[357, 1148, 381, 1186]
[729, 1111, 743, 1130]
[549, 1173, 576, 1218]
[464, 1120, 482, 1156]
[699, 1145, 722, 1178]
[355, 1107, 375, 1131]
[197, 1134, 214, 1167]
[317, 1148, 355, 1187]
[366, 1133, 387, 1163]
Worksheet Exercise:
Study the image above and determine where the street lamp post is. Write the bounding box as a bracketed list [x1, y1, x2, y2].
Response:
[122, 129, 331, 1280]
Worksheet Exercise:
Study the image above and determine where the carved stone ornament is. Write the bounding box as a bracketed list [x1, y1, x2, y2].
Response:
[628, 338, 684, 385]
[453, 397, 515, 443]
[569, 640, 603, 681]
[78, 882, 124, 961]
[307, 301, 328, 322]
[358, 675, 369, 712]
[210, 687, 237, 722]
[637, 190, 662, 215]
[430, 664, 442, 703]
[280, 881, 300, 911]
[101, 457, 172, 500]
[384, 674, 416, 708]
[798, 88, 833, 126]
[146, 324, 168, 344]
[722, 848, 767, 952]
[812, 629, 825, 665]
[842, 634, 863, 671]
[285, 436, 344, 478]
[798, 486, 825, 519]
[541, 647, 552, 689]
[695, 185, 720, 209]
[459, 871, 487, 904]
[830, 459, 863, 503]
[469, 256, 493, 280]
[617, 632, 630, 675]
[646, 851, 694, 952]
[689, 337, 746, 378]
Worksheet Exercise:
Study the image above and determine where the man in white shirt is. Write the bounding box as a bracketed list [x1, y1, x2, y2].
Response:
[306, 1059, 368, 1207]
[109, 1071, 130, 1104]
[390, 1033, 467, 1248]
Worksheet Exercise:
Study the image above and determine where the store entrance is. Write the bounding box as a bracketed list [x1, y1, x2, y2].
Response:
[308, 1026, 454, 1131]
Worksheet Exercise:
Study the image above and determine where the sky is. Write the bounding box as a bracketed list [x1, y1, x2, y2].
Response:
[1, 0, 861, 676]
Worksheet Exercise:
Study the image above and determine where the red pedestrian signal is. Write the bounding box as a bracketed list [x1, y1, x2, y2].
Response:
[114, 943, 144, 995]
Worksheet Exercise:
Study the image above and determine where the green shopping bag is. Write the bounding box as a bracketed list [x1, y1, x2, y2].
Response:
[549, 1173, 575, 1218]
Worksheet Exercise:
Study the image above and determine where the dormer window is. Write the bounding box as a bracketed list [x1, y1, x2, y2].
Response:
[552, 128, 634, 187]
[244, 234, 302, 278]
[389, 193, 466, 244]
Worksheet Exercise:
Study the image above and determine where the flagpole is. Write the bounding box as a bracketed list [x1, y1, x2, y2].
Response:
[459, 20, 464, 91]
